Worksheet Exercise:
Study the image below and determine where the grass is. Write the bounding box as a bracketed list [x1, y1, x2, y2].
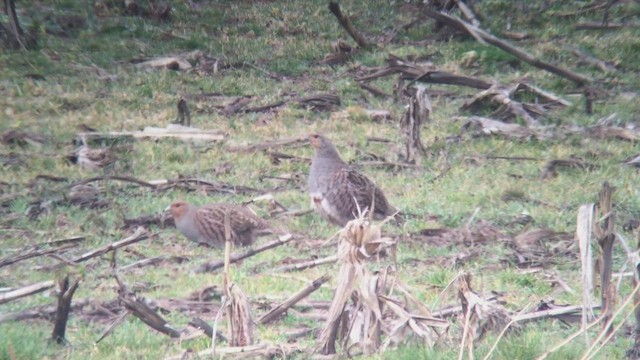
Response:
[1, 0, 640, 359]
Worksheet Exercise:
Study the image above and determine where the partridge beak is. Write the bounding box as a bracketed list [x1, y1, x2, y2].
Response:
[164, 205, 171, 212]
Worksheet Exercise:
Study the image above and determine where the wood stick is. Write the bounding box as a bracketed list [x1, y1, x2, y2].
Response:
[195, 234, 294, 273]
[72, 228, 149, 264]
[119, 296, 181, 338]
[95, 310, 130, 344]
[69, 175, 157, 189]
[358, 82, 391, 98]
[78, 129, 225, 142]
[41, 236, 86, 247]
[0, 243, 78, 268]
[455, 0, 480, 27]
[258, 274, 331, 325]
[422, 8, 592, 85]
[597, 182, 616, 334]
[0, 298, 92, 323]
[166, 344, 270, 360]
[0, 280, 55, 305]
[273, 255, 338, 273]
[51, 275, 81, 344]
[119, 256, 165, 272]
[408, 71, 492, 90]
[188, 317, 228, 342]
[512, 305, 601, 323]
[328, 2, 370, 49]
[574, 21, 632, 30]
[226, 137, 306, 153]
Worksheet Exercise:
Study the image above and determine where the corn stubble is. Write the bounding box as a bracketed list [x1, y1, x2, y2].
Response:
[317, 212, 448, 355]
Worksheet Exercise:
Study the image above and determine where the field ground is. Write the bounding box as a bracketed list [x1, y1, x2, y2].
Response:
[1, 0, 640, 359]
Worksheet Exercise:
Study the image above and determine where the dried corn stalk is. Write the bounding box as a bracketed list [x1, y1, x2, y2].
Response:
[318, 213, 447, 355]
[399, 86, 430, 163]
[223, 211, 254, 347]
[458, 273, 514, 359]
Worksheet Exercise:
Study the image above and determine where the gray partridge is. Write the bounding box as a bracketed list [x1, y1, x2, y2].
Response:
[308, 133, 394, 227]
[169, 201, 273, 247]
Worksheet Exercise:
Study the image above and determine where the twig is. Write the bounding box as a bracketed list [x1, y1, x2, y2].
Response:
[272, 255, 338, 273]
[69, 175, 157, 190]
[358, 82, 390, 98]
[454, 0, 480, 27]
[258, 274, 331, 325]
[575, 21, 632, 30]
[71, 228, 149, 264]
[584, 302, 640, 360]
[328, 2, 370, 49]
[581, 282, 640, 359]
[119, 295, 181, 338]
[51, 275, 81, 344]
[95, 311, 130, 344]
[408, 70, 492, 90]
[423, 8, 592, 85]
[195, 234, 294, 273]
[0, 280, 55, 305]
[536, 315, 606, 360]
[0, 298, 92, 324]
[188, 317, 227, 342]
[165, 344, 270, 360]
[119, 256, 165, 272]
[0, 243, 78, 268]
[227, 137, 307, 153]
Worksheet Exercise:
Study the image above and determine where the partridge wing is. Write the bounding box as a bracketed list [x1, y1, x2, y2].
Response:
[227, 205, 271, 233]
[345, 168, 390, 217]
[322, 167, 388, 220]
[194, 205, 226, 243]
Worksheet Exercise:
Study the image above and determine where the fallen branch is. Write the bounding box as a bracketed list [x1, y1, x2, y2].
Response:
[0, 280, 56, 305]
[595, 182, 616, 334]
[273, 255, 338, 273]
[195, 234, 294, 273]
[95, 310, 130, 344]
[123, 213, 173, 229]
[79, 125, 225, 142]
[119, 256, 166, 272]
[359, 82, 391, 98]
[0, 243, 78, 268]
[166, 343, 303, 360]
[115, 272, 181, 338]
[423, 8, 592, 85]
[69, 175, 157, 190]
[328, 2, 370, 49]
[258, 274, 331, 325]
[460, 116, 540, 140]
[51, 275, 81, 344]
[568, 47, 616, 73]
[575, 21, 634, 30]
[227, 137, 307, 153]
[71, 227, 149, 264]
[0, 298, 92, 324]
[119, 295, 181, 337]
[188, 317, 227, 342]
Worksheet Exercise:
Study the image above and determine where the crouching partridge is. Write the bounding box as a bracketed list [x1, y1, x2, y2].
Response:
[169, 201, 276, 247]
[308, 133, 395, 227]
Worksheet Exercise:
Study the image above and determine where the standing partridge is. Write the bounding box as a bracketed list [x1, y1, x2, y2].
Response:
[169, 201, 274, 247]
[308, 133, 394, 227]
